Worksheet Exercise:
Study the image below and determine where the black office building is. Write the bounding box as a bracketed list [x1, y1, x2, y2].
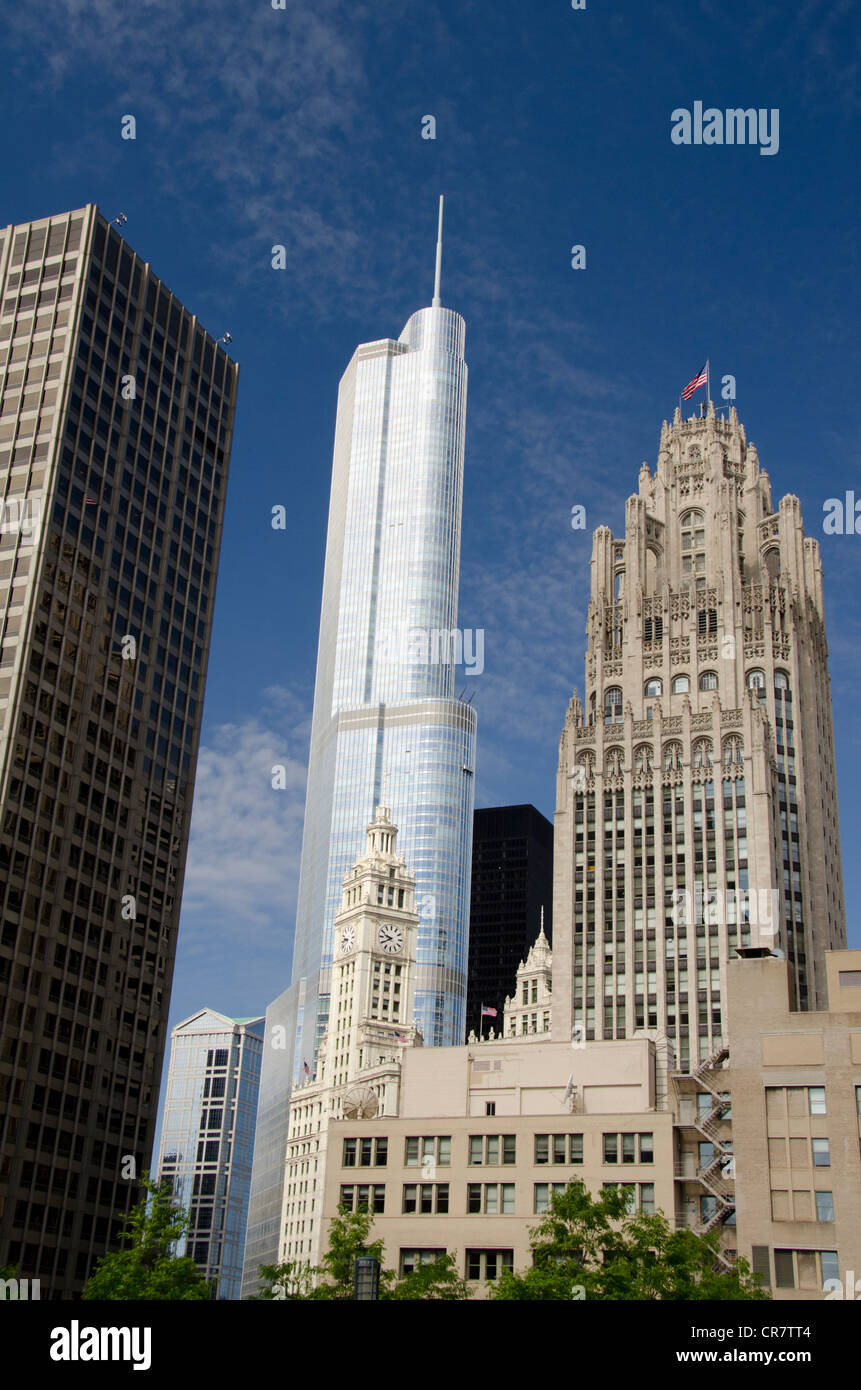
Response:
[466, 805, 553, 1038]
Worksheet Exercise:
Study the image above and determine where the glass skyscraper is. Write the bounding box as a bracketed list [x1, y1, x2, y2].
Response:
[243, 207, 476, 1293]
[292, 220, 476, 1064]
[157, 1010, 264, 1301]
[0, 206, 239, 1295]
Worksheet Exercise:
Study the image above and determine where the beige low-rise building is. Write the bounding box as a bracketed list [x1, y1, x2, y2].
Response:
[727, 947, 861, 1300]
[322, 1035, 676, 1294]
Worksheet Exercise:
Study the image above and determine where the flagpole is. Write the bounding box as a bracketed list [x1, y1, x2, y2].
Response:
[479, 1006, 484, 1041]
[706, 358, 710, 404]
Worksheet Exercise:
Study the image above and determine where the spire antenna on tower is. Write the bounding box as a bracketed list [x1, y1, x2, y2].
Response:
[432, 195, 444, 307]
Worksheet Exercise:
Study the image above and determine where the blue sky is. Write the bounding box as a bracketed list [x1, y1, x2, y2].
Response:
[2, 0, 859, 1060]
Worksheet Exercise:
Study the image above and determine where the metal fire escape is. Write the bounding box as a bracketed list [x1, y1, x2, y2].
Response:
[672, 1045, 736, 1270]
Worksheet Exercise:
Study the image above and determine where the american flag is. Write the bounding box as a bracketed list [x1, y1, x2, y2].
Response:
[481, 1004, 497, 1018]
[303, 1060, 310, 1077]
[394, 1030, 406, 1041]
[681, 362, 708, 400]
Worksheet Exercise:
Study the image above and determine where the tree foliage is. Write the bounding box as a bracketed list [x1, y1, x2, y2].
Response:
[490, 1181, 769, 1301]
[254, 1206, 471, 1301]
[82, 1173, 213, 1301]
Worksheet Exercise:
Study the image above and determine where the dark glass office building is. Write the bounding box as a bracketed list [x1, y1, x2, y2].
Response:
[0, 206, 239, 1295]
[465, 804, 553, 1038]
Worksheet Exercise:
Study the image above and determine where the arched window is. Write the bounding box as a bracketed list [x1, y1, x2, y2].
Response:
[589, 691, 596, 724]
[672, 674, 690, 694]
[693, 739, 713, 768]
[722, 736, 743, 766]
[645, 548, 660, 593]
[604, 687, 623, 722]
[681, 510, 706, 577]
[605, 747, 624, 776]
[763, 548, 780, 581]
[663, 742, 682, 771]
[614, 570, 624, 600]
[634, 744, 653, 774]
[699, 671, 718, 691]
[644, 678, 663, 698]
[577, 751, 595, 777]
[747, 670, 765, 702]
[774, 670, 789, 690]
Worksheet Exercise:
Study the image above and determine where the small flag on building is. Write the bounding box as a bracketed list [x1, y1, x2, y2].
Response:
[394, 1030, 406, 1041]
[303, 1060, 310, 1077]
[681, 362, 709, 400]
[481, 1004, 498, 1018]
[85, 496, 98, 505]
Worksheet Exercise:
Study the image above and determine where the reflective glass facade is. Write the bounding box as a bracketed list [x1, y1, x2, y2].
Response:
[157, 1011, 264, 1301]
[0, 206, 238, 1294]
[292, 304, 476, 1064]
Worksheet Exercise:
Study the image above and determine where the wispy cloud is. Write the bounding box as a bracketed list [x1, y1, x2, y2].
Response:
[169, 686, 310, 1019]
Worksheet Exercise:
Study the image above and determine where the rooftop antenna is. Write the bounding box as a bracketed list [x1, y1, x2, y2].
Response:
[432, 195, 444, 308]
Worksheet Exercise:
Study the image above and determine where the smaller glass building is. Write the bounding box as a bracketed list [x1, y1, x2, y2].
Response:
[157, 1009, 264, 1300]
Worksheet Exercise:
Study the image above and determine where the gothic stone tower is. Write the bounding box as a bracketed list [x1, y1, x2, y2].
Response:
[552, 402, 845, 1070]
[281, 805, 421, 1271]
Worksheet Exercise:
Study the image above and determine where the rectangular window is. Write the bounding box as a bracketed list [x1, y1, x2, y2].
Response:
[465, 1249, 514, 1282]
[621, 1133, 636, 1164]
[343, 1138, 356, 1168]
[533, 1182, 567, 1214]
[603, 1133, 618, 1164]
[639, 1133, 654, 1164]
[815, 1191, 834, 1222]
[399, 1249, 445, 1277]
[469, 1136, 483, 1166]
[485, 1101, 496, 1116]
[812, 1138, 830, 1167]
[467, 1183, 482, 1214]
[359, 1137, 373, 1166]
[808, 1087, 826, 1116]
[535, 1134, 549, 1166]
[502, 1135, 516, 1165]
[501, 1183, 515, 1214]
[569, 1134, 583, 1164]
[404, 1183, 447, 1214]
[774, 1249, 795, 1289]
[375, 1137, 388, 1166]
[339, 1185, 381, 1213]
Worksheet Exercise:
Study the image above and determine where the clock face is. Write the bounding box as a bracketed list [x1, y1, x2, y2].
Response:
[377, 923, 404, 954]
[339, 925, 356, 955]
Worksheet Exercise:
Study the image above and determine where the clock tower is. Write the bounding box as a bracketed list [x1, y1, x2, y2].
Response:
[321, 803, 422, 1098]
[281, 806, 422, 1272]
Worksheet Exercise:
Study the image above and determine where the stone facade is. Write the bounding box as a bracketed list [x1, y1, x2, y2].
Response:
[727, 948, 861, 1300]
[552, 403, 845, 1072]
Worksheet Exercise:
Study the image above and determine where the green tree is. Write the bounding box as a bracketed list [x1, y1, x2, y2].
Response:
[251, 1260, 317, 1300]
[491, 1181, 769, 1301]
[384, 1252, 472, 1301]
[311, 1205, 392, 1300]
[254, 1208, 473, 1300]
[82, 1173, 213, 1301]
